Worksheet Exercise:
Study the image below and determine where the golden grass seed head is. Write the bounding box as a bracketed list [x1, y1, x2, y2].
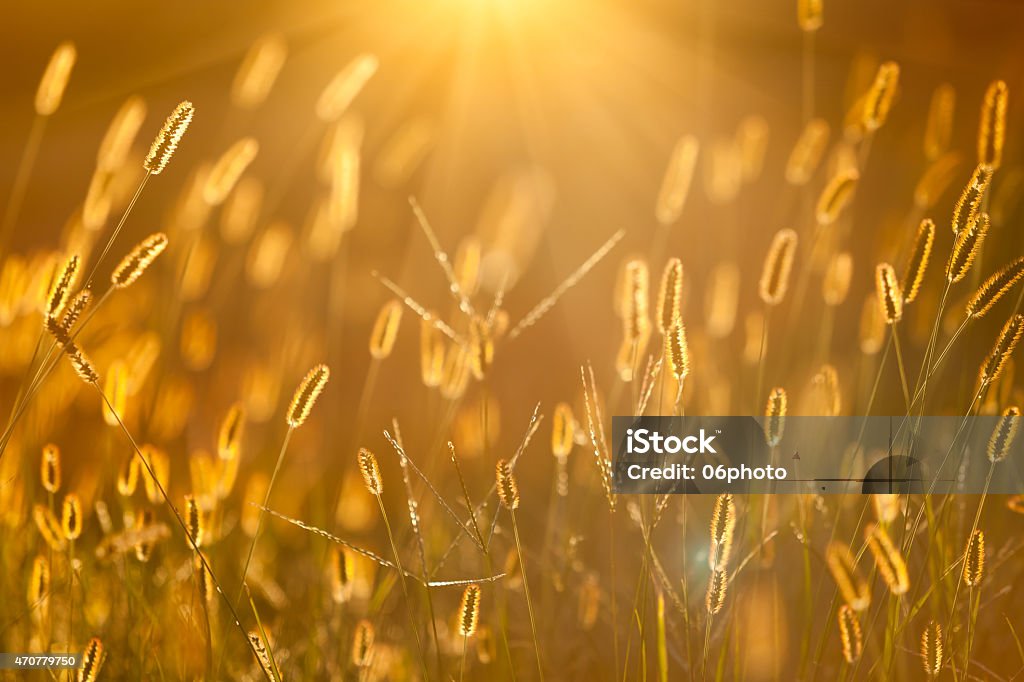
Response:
[664, 321, 690, 381]
[705, 568, 728, 615]
[901, 219, 935, 304]
[785, 118, 830, 186]
[948, 212, 990, 284]
[286, 363, 330, 428]
[78, 637, 105, 682]
[864, 523, 910, 595]
[621, 259, 651, 341]
[117, 455, 140, 497]
[921, 620, 943, 677]
[61, 493, 83, 541]
[988, 406, 1019, 463]
[231, 33, 288, 109]
[468, 316, 495, 380]
[195, 554, 214, 603]
[764, 387, 787, 447]
[33, 504, 65, 551]
[872, 493, 901, 524]
[759, 228, 798, 306]
[41, 443, 61, 494]
[46, 254, 79, 320]
[978, 313, 1024, 386]
[823, 251, 853, 306]
[797, 0, 823, 31]
[358, 448, 384, 496]
[496, 458, 520, 510]
[184, 494, 203, 547]
[951, 165, 993, 235]
[1009, 495, 1024, 514]
[141, 445, 170, 505]
[316, 54, 379, 122]
[862, 61, 900, 131]
[203, 137, 259, 206]
[875, 263, 903, 324]
[102, 360, 128, 427]
[826, 541, 871, 611]
[966, 257, 1024, 319]
[962, 528, 985, 587]
[816, 169, 859, 225]
[552, 402, 575, 458]
[709, 493, 736, 570]
[655, 135, 699, 224]
[656, 257, 683, 335]
[331, 546, 353, 604]
[144, 101, 195, 175]
[35, 41, 76, 116]
[67, 345, 100, 385]
[53, 289, 92, 341]
[419, 315, 445, 388]
[837, 605, 863, 663]
[352, 618, 375, 667]
[458, 583, 482, 637]
[28, 554, 50, 610]
[978, 80, 1008, 171]
[218, 403, 246, 461]
[369, 299, 403, 359]
[111, 232, 169, 288]
[97, 96, 147, 171]
[924, 83, 955, 161]
[248, 631, 279, 681]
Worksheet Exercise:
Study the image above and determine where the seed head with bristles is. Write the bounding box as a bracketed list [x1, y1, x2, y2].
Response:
[46, 254, 79, 320]
[705, 568, 728, 614]
[656, 257, 683, 335]
[816, 170, 859, 225]
[28, 555, 50, 612]
[458, 583, 482, 637]
[33, 505, 66, 551]
[948, 212, 990, 284]
[286, 364, 329, 428]
[978, 314, 1024, 386]
[41, 444, 61, 494]
[496, 458, 520, 510]
[901, 219, 934, 304]
[875, 263, 903, 324]
[864, 523, 909, 595]
[664, 320, 690, 381]
[759, 229, 798, 305]
[369, 300, 403, 359]
[962, 529, 985, 587]
[862, 61, 900, 131]
[358, 448, 383, 495]
[551, 402, 575, 458]
[709, 493, 735, 570]
[61, 493, 82, 541]
[951, 166, 993, 235]
[978, 80, 1008, 171]
[351, 619, 375, 667]
[988, 406, 1019, 463]
[184, 494, 203, 547]
[764, 387, 787, 447]
[838, 605, 863, 663]
[921, 620, 943, 677]
[826, 541, 871, 611]
[79, 637, 106, 682]
[966, 257, 1024, 319]
[218, 403, 246, 461]
[144, 101, 195, 175]
[111, 233, 169, 288]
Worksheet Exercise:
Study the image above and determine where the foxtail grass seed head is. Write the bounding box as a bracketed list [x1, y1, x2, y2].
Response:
[496, 458, 520, 510]
[823, 252, 853, 306]
[948, 212, 989, 283]
[962, 529, 985, 587]
[420, 315, 445, 387]
[98, 96, 147, 171]
[144, 101, 195, 175]
[921, 620, 943, 677]
[352, 619, 375, 667]
[873, 494, 901, 524]
[759, 229, 798, 305]
[111, 232, 168, 288]
[816, 170, 859, 225]
[316, 54, 379, 122]
[978, 80, 1008, 170]
[41, 444, 61, 494]
[709, 493, 736, 570]
[185, 494, 203, 547]
[249, 631, 278, 681]
[358, 448, 383, 495]
[862, 61, 900, 131]
[218, 403, 245, 461]
[785, 118, 830, 186]
[797, 0, 823, 31]
[102, 360, 128, 427]
[901, 219, 934, 304]
[864, 523, 910, 595]
[33, 504, 65, 551]
[875, 263, 903, 324]
[951, 166, 993, 235]
[231, 33, 287, 109]
[117, 456, 140, 496]
[838, 605, 862, 663]
[979, 314, 1024, 386]
[966, 257, 1024, 319]
[924, 84, 955, 161]
[826, 541, 871, 611]
[988, 406, 1020, 463]
[458, 584, 482, 637]
[79, 637, 105, 682]
[468, 317, 494, 380]
[28, 554, 50, 611]
[331, 546, 353, 603]
[35, 41, 76, 116]
[61, 493, 82, 541]
[621, 259, 651, 342]
[286, 363, 329, 428]
[369, 299, 403, 359]
[764, 387, 787, 447]
[656, 257, 683, 335]
[203, 137, 259, 205]
[705, 568, 728, 615]
[46, 254, 79, 320]
[664, 321, 690, 381]
[68, 345, 100, 385]
[552, 402, 575, 458]
[656, 135, 699, 225]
